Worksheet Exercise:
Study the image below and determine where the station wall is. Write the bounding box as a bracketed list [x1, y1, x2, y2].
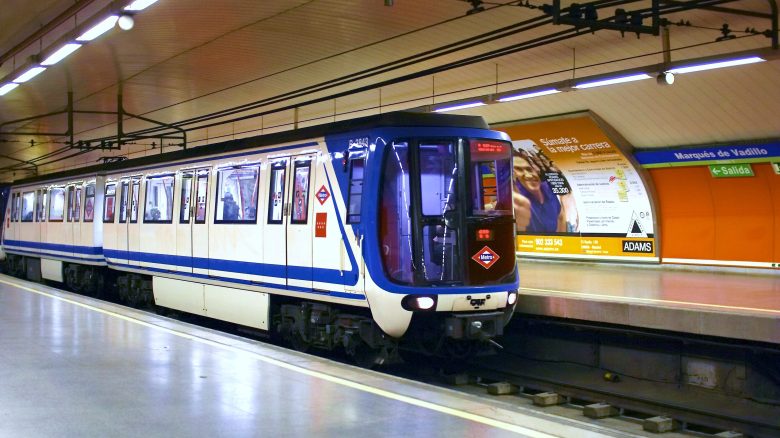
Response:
[647, 163, 779, 268]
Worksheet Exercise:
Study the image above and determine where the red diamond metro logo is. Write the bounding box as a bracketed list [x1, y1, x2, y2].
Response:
[472, 246, 500, 270]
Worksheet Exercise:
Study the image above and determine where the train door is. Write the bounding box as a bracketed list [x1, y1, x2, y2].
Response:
[127, 177, 141, 267]
[68, 184, 83, 254]
[115, 179, 130, 265]
[286, 154, 316, 291]
[176, 169, 209, 274]
[263, 158, 290, 287]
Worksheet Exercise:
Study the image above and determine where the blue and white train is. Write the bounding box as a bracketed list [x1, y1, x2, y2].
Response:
[1, 112, 519, 362]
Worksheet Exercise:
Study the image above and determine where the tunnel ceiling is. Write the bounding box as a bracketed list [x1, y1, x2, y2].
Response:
[0, 0, 777, 180]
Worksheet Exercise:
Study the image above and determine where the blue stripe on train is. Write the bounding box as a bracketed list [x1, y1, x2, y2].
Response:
[106, 259, 366, 300]
[4, 239, 103, 255]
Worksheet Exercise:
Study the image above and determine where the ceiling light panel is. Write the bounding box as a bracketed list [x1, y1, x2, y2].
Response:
[41, 43, 82, 66]
[13, 67, 47, 83]
[574, 73, 651, 89]
[668, 56, 765, 74]
[76, 15, 119, 41]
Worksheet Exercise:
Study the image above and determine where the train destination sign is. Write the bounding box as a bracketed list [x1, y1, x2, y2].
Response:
[709, 163, 754, 178]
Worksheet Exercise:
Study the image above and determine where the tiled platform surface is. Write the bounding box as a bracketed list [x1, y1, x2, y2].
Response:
[0, 275, 626, 438]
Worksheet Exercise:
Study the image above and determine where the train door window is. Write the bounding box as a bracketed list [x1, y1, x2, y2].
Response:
[291, 160, 311, 224]
[419, 141, 460, 283]
[267, 161, 286, 224]
[49, 188, 65, 222]
[66, 187, 75, 222]
[35, 189, 45, 222]
[130, 180, 140, 223]
[11, 193, 19, 222]
[84, 183, 95, 222]
[180, 172, 193, 223]
[103, 183, 116, 223]
[21, 192, 35, 222]
[215, 166, 259, 224]
[73, 186, 81, 222]
[118, 182, 129, 223]
[194, 172, 208, 223]
[143, 175, 175, 223]
[347, 158, 364, 223]
[379, 141, 413, 284]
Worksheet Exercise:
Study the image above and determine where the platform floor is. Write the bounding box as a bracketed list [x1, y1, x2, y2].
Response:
[517, 260, 780, 344]
[0, 275, 625, 438]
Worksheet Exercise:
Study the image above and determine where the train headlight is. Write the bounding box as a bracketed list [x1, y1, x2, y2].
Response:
[401, 295, 438, 311]
[507, 291, 518, 306]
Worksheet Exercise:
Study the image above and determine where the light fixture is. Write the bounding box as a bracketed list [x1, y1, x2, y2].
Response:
[415, 297, 436, 310]
[498, 88, 561, 102]
[0, 83, 19, 96]
[434, 101, 486, 112]
[40, 43, 82, 66]
[507, 291, 518, 306]
[657, 71, 675, 85]
[667, 56, 765, 74]
[574, 73, 652, 89]
[76, 15, 119, 41]
[124, 0, 158, 11]
[117, 14, 135, 30]
[13, 67, 47, 83]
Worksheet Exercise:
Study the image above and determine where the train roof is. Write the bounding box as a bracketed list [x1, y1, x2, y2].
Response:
[13, 111, 489, 186]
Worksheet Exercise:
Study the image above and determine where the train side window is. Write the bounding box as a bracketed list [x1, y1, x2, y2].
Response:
[73, 186, 81, 222]
[130, 181, 140, 223]
[49, 188, 65, 222]
[379, 141, 413, 284]
[144, 175, 175, 223]
[103, 183, 116, 223]
[84, 184, 95, 222]
[35, 189, 46, 222]
[347, 159, 364, 223]
[195, 173, 208, 224]
[215, 166, 259, 224]
[118, 182, 129, 223]
[180, 173, 193, 223]
[291, 160, 311, 224]
[21, 192, 35, 222]
[66, 187, 75, 222]
[267, 161, 286, 224]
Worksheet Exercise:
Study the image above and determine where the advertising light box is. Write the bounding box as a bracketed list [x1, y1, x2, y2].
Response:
[494, 112, 658, 261]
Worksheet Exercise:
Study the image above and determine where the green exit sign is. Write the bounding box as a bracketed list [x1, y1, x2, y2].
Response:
[709, 163, 754, 178]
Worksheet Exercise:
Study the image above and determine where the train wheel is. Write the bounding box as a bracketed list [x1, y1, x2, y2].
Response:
[289, 332, 310, 353]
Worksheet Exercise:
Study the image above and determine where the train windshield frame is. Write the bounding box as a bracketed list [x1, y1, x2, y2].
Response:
[379, 136, 514, 287]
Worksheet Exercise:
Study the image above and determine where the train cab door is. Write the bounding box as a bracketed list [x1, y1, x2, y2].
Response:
[68, 184, 83, 255]
[176, 169, 209, 274]
[127, 177, 141, 267]
[285, 154, 316, 291]
[263, 158, 291, 288]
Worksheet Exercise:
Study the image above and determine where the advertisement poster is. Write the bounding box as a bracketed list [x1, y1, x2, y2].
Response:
[494, 113, 657, 261]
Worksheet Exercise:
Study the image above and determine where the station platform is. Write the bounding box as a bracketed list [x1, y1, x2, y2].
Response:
[0, 274, 628, 438]
[517, 260, 780, 344]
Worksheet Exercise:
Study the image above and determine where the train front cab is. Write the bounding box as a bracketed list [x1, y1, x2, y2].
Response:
[361, 129, 519, 349]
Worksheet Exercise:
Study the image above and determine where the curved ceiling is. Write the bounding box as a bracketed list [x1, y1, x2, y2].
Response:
[0, 0, 777, 180]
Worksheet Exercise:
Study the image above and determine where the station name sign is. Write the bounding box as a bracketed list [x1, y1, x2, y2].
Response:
[635, 142, 780, 168]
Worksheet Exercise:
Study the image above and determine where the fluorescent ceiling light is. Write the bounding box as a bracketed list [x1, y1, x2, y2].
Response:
[0, 83, 20, 96]
[124, 0, 158, 11]
[41, 43, 82, 66]
[434, 101, 486, 112]
[668, 56, 765, 74]
[498, 88, 561, 102]
[77, 15, 119, 41]
[13, 67, 47, 83]
[574, 73, 651, 89]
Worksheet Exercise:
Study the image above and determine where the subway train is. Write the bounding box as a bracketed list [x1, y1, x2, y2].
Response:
[1, 112, 519, 363]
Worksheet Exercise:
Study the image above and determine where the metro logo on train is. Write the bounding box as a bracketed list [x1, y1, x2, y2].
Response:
[472, 246, 500, 269]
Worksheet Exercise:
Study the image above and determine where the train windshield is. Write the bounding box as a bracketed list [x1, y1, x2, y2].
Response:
[380, 137, 515, 286]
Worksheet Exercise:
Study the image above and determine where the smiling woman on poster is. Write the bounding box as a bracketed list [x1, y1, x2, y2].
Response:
[512, 151, 567, 233]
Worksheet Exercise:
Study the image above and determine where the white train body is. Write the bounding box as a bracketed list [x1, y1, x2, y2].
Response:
[2, 113, 519, 356]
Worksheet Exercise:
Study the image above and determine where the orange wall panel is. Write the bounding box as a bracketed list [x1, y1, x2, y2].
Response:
[648, 163, 777, 264]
